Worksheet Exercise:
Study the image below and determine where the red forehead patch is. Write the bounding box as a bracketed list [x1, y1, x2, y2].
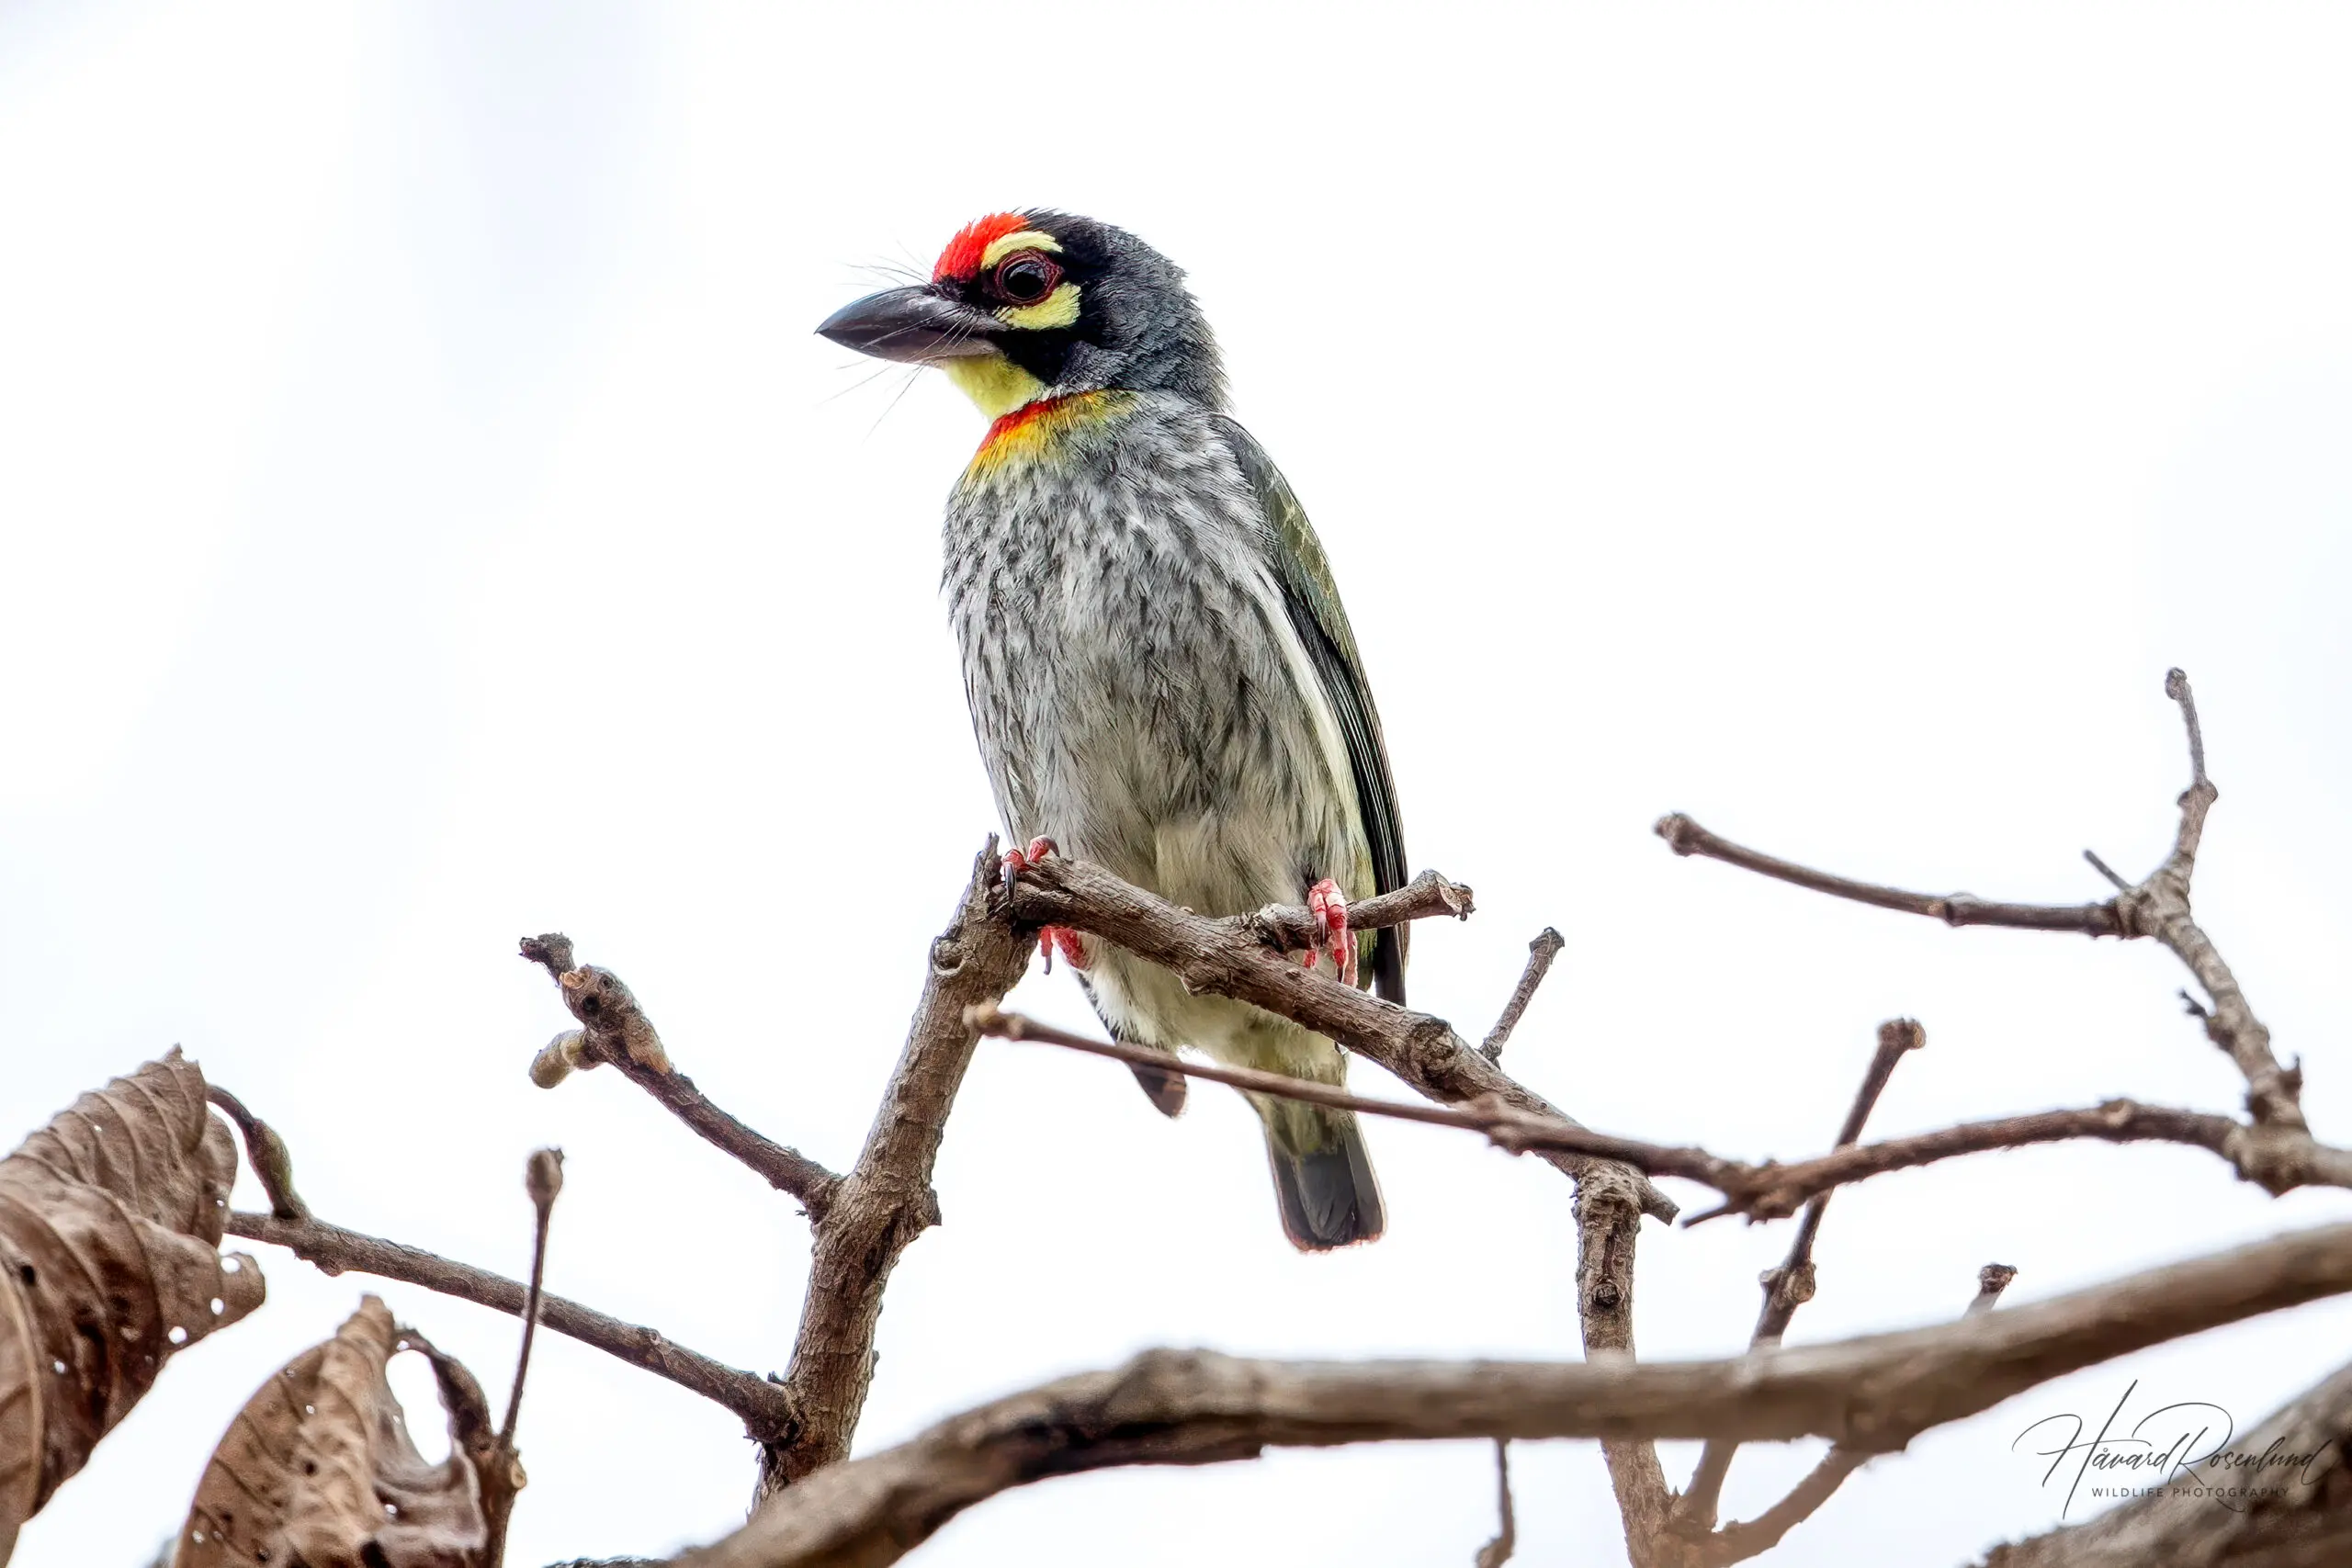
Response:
[933, 211, 1031, 283]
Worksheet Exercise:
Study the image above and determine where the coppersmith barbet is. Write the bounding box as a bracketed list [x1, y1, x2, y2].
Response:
[820, 211, 1408, 1249]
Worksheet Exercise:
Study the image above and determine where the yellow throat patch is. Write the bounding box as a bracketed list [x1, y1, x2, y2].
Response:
[941, 353, 1049, 419]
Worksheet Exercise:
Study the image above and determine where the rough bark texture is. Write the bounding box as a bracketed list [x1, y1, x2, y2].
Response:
[684, 1219, 2352, 1568]
[1576, 1164, 1678, 1567]
[519, 935, 842, 1217]
[1980, 1357, 2352, 1568]
[755, 843, 1034, 1499]
[228, 1210, 794, 1441]
[1006, 852, 1678, 1221]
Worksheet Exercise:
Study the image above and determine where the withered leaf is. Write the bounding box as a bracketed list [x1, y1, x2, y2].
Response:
[0, 1049, 264, 1562]
[179, 1296, 490, 1568]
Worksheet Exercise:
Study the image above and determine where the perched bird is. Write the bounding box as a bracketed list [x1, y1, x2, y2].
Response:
[820, 211, 1408, 1249]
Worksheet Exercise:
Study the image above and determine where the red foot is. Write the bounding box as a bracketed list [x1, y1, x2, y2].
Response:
[1040, 925, 1088, 972]
[1001, 837, 1089, 973]
[1304, 878, 1358, 987]
[1001, 836, 1058, 877]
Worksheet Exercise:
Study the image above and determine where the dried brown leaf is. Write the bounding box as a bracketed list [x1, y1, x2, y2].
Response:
[0, 1049, 264, 1562]
[178, 1296, 491, 1568]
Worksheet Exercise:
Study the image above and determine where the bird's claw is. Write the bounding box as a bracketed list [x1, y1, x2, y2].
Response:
[1002, 837, 1088, 972]
[1001, 835, 1057, 892]
[1305, 878, 1358, 987]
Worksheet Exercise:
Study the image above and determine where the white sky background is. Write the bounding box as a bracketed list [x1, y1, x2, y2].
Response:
[2, 3, 2348, 1563]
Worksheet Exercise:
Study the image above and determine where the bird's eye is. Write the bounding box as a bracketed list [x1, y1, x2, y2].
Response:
[989, 251, 1063, 307]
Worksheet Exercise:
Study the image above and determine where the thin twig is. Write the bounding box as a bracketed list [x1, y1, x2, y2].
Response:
[680, 1219, 2352, 1568]
[1654, 814, 2123, 934]
[1673, 1099, 2352, 1223]
[1482, 929, 1565, 1062]
[1657, 671, 2305, 1131]
[1679, 1020, 1927, 1529]
[974, 1005, 1558, 1139]
[520, 935, 844, 1218]
[1681, 1261, 2028, 1565]
[206, 1083, 310, 1221]
[2169, 665, 2207, 786]
[2116, 669, 2303, 1129]
[1696, 1450, 1871, 1566]
[501, 1147, 564, 1446]
[227, 1209, 796, 1441]
[972, 1009, 2352, 1217]
[1003, 852, 1679, 1223]
[1474, 1440, 1515, 1568]
[1758, 1020, 1928, 1343]
[2082, 849, 2131, 892]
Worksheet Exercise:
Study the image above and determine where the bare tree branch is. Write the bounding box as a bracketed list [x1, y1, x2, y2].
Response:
[970, 1008, 2352, 1222]
[1656, 670, 2303, 1131]
[1577, 1163, 1677, 1566]
[1980, 1353, 2352, 1567]
[1754, 1020, 1928, 1345]
[1679, 1261, 2027, 1566]
[1483, 929, 1565, 1063]
[1250, 867, 1477, 952]
[974, 1004, 1601, 1142]
[2113, 670, 2301, 1130]
[1675, 1099, 2352, 1224]
[481, 1148, 563, 1568]
[1652, 814, 2124, 933]
[755, 841, 1036, 1499]
[1003, 853, 1680, 1223]
[1474, 1440, 1516, 1568]
[678, 1219, 2352, 1568]
[1678, 1020, 1927, 1531]
[520, 935, 844, 1219]
[501, 1147, 565, 1445]
[227, 1209, 797, 1442]
[2081, 848, 2132, 892]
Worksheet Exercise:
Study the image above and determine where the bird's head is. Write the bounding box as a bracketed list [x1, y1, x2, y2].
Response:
[818, 210, 1225, 418]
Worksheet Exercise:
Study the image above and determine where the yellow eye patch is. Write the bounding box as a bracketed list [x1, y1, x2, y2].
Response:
[978, 229, 1062, 269]
[994, 281, 1080, 332]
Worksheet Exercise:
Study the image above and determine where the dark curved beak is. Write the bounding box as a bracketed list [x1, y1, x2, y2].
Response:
[817, 286, 1001, 364]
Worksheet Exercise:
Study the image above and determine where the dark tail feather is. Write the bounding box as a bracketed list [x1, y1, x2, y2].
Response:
[1126, 1058, 1188, 1118]
[1371, 922, 1406, 1007]
[1264, 1109, 1385, 1251]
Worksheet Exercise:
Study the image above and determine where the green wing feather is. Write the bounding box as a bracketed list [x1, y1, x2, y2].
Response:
[1215, 416, 1409, 1005]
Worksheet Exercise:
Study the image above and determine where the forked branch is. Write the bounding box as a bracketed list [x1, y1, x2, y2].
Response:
[680, 1219, 2352, 1568]
[1656, 670, 2301, 1129]
[969, 1010, 2352, 1219]
[228, 1208, 796, 1440]
[1676, 1020, 1927, 1535]
[520, 934, 844, 1218]
[755, 842, 1036, 1498]
[1003, 853, 1679, 1222]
